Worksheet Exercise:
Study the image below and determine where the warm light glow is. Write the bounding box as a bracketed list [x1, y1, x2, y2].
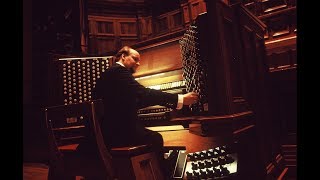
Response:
[146, 125, 185, 131]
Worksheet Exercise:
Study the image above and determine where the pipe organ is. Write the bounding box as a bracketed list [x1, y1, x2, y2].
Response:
[48, 1, 275, 179]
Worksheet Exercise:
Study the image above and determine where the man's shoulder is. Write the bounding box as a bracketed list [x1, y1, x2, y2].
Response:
[109, 64, 124, 71]
[109, 64, 130, 73]
[103, 64, 130, 79]
[104, 64, 120, 73]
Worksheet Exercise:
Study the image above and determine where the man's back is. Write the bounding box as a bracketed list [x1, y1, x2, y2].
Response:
[92, 63, 180, 146]
[92, 64, 139, 143]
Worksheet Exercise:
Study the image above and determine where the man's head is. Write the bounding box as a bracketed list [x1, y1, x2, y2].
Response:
[114, 46, 141, 73]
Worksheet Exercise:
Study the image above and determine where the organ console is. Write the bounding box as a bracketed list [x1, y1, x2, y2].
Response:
[136, 1, 270, 179]
[48, 1, 273, 179]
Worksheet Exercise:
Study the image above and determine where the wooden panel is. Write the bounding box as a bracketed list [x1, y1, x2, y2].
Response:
[259, 7, 296, 43]
[273, 51, 290, 69]
[154, 16, 169, 34]
[97, 21, 114, 34]
[222, 15, 244, 101]
[88, 36, 99, 54]
[269, 16, 290, 38]
[239, 26, 257, 103]
[190, 0, 207, 20]
[268, 68, 297, 138]
[170, 11, 183, 30]
[267, 52, 276, 70]
[160, 129, 231, 153]
[291, 49, 296, 65]
[134, 40, 182, 77]
[131, 152, 164, 180]
[120, 39, 138, 47]
[119, 21, 137, 36]
[267, 49, 297, 71]
[97, 38, 116, 54]
[138, 16, 153, 39]
[182, 5, 191, 24]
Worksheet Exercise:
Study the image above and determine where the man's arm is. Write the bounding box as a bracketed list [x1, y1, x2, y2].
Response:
[116, 67, 176, 108]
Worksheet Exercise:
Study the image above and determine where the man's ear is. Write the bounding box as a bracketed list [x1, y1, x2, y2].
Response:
[121, 53, 125, 60]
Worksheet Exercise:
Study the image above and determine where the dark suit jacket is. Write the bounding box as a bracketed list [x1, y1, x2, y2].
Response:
[92, 64, 178, 147]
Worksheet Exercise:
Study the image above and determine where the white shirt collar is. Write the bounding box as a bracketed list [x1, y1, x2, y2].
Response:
[116, 61, 125, 67]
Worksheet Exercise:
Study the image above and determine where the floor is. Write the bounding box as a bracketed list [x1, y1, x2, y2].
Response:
[23, 163, 85, 180]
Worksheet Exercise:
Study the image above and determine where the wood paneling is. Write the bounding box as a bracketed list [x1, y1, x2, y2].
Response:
[267, 49, 297, 71]
[88, 15, 139, 54]
[134, 40, 183, 77]
[160, 129, 230, 153]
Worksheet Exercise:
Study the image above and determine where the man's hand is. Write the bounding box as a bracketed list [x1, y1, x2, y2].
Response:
[182, 92, 199, 105]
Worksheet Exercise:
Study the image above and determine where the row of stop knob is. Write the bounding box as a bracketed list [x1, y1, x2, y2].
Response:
[187, 148, 228, 161]
[190, 155, 234, 169]
[186, 165, 230, 179]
